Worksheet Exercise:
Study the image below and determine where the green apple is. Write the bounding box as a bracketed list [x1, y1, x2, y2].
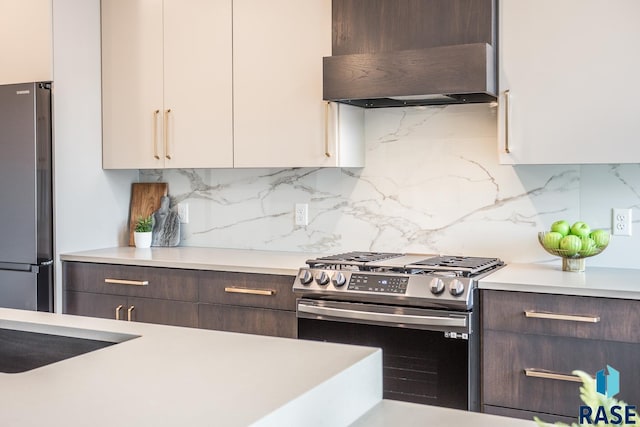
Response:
[580, 236, 596, 254]
[570, 221, 591, 238]
[542, 232, 564, 250]
[550, 220, 570, 236]
[560, 235, 582, 256]
[590, 229, 610, 248]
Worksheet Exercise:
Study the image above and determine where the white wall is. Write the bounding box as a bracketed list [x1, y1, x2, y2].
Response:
[141, 104, 640, 270]
[52, 0, 137, 312]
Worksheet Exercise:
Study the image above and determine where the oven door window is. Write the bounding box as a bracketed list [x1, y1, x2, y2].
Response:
[298, 317, 469, 409]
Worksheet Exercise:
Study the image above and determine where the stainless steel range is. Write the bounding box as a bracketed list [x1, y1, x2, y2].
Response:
[294, 251, 504, 411]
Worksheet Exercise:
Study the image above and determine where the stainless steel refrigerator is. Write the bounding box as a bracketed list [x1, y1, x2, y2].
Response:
[0, 82, 54, 312]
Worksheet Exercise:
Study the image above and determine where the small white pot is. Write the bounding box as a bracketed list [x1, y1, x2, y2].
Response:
[134, 231, 152, 248]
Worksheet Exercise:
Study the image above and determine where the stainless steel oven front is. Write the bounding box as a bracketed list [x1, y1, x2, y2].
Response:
[296, 298, 479, 411]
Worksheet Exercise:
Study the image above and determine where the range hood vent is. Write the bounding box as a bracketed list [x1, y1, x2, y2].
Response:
[323, 0, 497, 108]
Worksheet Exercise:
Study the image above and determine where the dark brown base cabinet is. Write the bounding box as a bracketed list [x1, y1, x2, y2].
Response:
[62, 262, 297, 338]
[480, 290, 640, 424]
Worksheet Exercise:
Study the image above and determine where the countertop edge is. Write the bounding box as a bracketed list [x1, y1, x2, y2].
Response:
[60, 253, 299, 276]
[58, 246, 323, 276]
[478, 263, 640, 300]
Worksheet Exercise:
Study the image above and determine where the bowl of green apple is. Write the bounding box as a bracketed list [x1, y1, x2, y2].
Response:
[538, 220, 610, 272]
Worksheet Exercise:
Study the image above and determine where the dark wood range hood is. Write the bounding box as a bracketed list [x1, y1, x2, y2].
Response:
[323, 0, 497, 108]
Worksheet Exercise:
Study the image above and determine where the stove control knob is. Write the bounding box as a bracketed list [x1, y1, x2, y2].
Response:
[315, 271, 330, 286]
[332, 272, 347, 287]
[298, 269, 313, 285]
[449, 279, 465, 297]
[429, 277, 445, 295]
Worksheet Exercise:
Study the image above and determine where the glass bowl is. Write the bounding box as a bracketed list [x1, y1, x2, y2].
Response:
[538, 232, 609, 272]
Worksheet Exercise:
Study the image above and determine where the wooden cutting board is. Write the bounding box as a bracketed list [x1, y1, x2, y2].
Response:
[128, 183, 168, 246]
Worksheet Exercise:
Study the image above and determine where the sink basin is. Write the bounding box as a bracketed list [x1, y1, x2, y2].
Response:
[0, 320, 138, 373]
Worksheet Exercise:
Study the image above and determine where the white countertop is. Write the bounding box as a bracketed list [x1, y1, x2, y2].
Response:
[60, 246, 325, 276]
[350, 400, 536, 427]
[0, 308, 381, 427]
[479, 262, 640, 299]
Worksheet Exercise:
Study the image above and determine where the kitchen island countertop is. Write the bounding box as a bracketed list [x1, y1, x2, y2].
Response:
[60, 246, 326, 276]
[0, 308, 380, 426]
[479, 262, 640, 299]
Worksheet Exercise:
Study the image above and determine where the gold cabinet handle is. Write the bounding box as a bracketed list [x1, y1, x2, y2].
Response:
[115, 304, 123, 320]
[127, 305, 135, 322]
[524, 369, 583, 383]
[224, 287, 276, 296]
[105, 278, 149, 286]
[524, 310, 600, 323]
[324, 102, 331, 157]
[152, 109, 161, 159]
[504, 90, 511, 154]
[164, 109, 172, 160]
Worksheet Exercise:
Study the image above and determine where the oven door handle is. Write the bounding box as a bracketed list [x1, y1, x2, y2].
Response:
[297, 303, 467, 328]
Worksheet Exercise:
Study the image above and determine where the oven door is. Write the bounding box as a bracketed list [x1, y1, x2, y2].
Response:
[297, 298, 478, 410]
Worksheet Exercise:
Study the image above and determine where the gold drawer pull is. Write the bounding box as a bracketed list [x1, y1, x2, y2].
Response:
[524, 369, 583, 383]
[127, 305, 135, 322]
[524, 310, 600, 323]
[105, 278, 149, 286]
[224, 287, 276, 296]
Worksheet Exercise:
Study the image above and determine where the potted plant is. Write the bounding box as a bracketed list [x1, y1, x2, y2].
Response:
[134, 215, 153, 248]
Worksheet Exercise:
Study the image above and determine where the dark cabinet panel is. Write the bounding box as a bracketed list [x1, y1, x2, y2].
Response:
[199, 271, 296, 311]
[483, 330, 640, 417]
[65, 292, 197, 328]
[128, 297, 197, 328]
[65, 291, 126, 321]
[481, 290, 640, 422]
[332, 0, 495, 55]
[63, 261, 297, 339]
[64, 262, 198, 301]
[199, 304, 297, 339]
[482, 290, 640, 343]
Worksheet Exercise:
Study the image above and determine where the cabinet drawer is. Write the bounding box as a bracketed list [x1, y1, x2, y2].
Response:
[199, 271, 296, 310]
[65, 292, 198, 328]
[63, 262, 198, 302]
[481, 290, 640, 343]
[482, 330, 640, 417]
[199, 303, 297, 338]
[65, 291, 126, 320]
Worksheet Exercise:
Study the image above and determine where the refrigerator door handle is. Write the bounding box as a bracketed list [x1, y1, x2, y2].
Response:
[0, 262, 40, 273]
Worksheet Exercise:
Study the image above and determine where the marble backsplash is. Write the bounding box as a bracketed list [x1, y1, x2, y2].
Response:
[141, 104, 640, 269]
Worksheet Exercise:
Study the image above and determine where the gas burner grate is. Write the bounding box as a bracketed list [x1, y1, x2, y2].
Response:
[313, 251, 404, 264]
[409, 256, 503, 275]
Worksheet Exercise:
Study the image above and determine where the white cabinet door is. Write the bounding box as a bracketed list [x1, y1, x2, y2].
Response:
[233, 0, 363, 168]
[0, 0, 53, 85]
[498, 0, 640, 164]
[163, 0, 233, 168]
[101, 0, 164, 169]
[102, 0, 233, 169]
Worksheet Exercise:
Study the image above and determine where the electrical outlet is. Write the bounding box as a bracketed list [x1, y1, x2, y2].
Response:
[295, 203, 308, 226]
[612, 208, 632, 236]
[178, 203, 189, 224]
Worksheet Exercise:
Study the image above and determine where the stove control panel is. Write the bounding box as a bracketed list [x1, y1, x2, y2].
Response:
[294, 268, 476, 309]
[347, 273, 408, 294]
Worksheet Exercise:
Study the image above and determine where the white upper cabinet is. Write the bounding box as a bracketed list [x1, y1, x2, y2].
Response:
[101, 0, 233, 169]
[233, 0, 364, 168]
[102, 0, 362, 169]
[0, 0, 53, 85]
[498, 0, 640, 164]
